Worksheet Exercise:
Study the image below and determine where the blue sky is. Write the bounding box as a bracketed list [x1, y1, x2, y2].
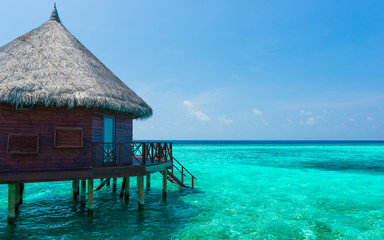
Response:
[1, 1, 383, 140]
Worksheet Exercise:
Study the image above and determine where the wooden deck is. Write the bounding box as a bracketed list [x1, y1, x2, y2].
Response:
[0, 156, 172, 184]
[0, 141, 195, 189]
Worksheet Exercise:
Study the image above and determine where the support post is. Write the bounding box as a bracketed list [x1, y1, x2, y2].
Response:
[8, 184, 16, 225]
[19, 183, 24, 205]
[88, 179, 94, 217]
[119, 177, 126, 199]
[80, 180, 86, 207]
[124, 177, 130, 204]
[15, 184, 20, 212]
[76, 180, 80, 196]
[137, 176, 144, 210]
[163, 169, 168, 198]
[72, 180, 78, 200]
[112, 178, 117, 193]
[146, 174, 151, 189]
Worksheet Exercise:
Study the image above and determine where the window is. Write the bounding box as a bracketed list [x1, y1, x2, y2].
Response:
[8, 134, 39, 154]
[54, 127, 83, 148]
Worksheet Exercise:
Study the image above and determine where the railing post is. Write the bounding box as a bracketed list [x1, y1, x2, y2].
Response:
[181, 167, 184, 185]
[141, 143, 146, 165]
[159, 144, 163, 162]
[170, 142, 173, 161]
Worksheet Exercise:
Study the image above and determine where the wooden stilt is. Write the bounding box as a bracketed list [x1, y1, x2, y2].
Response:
[87, 179, 94, 217]
[80, 180, 86, 207]
[119, 178, 126, 199]
[72, 180, 78, 200]
[15, 184, 20, 212]
[8, 184, 16, 225]
[19, 183, 24, 205]
[137, 176, 144, 210]
[112, 178, 117, 193]
[124, 177, 130, 204]
[146, 174, 151, 189]
[106, 178, 110, 187]
[163, 169, 168, 198]
[76, 180, 80, 196]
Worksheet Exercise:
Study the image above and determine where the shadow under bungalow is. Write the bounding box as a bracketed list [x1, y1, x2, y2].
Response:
[0, 5, 195, 225]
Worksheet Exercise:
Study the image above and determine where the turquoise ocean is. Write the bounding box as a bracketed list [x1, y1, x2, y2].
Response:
[0, 141, 384, 239]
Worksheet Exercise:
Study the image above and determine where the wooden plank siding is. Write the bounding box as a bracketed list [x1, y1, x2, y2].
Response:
[0, 103, 136, 183]
[115, 115, 133, 165]
[91, 113, 104, 167]
[91, 113, 133, 167]
[0, 103, 92, 173]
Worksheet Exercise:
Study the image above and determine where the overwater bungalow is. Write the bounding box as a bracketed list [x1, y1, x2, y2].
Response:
[0, 5, 195, 224]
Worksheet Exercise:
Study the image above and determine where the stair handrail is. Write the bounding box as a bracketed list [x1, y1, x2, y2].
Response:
[172, 156, 197, 188]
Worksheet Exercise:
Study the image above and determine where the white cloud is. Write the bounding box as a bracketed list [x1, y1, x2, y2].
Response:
[300, 116, 324, 125]
[299, 110, 324, 125]
[194, 111, 210, 121]
[367, 117, 375, 121]
[183, 100, 193, 108]
[300, 110, 313, 116]
[183, 100, 209, 121]
[252, 108, 262, 116]
[348, 118, 356, 122]
[218, 116, 233, 125]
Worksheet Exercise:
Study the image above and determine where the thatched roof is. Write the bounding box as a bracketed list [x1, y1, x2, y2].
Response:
[0, 5, 152, 119]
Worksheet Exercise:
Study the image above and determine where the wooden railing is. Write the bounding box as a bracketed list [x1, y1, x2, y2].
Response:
[92, 142, 172, 167]
[171, 157, 197, 188]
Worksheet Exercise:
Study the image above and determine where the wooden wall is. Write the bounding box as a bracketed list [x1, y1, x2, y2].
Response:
[0, 103, 134, 173]
[91, 112, 133, 166]
[0, 103, 93, 173]
[116, 114, 133, 165]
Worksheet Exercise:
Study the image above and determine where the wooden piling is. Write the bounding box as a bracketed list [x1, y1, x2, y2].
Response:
[19, 183, 24, 205]
[137, 176, 144, 210]
[15, 184, 20, 212]
[146, 174, 151, 189]
[72, 180, 79, 200]
[80, 180, 86, 207]
[8, 184, 16, 225]
[119, 177, 126, 199]
[76, 180, 80, 196]
[124, 177, 130, 204]
[163, 169, 168, 198]
[112, 178, 117, 193]
[88, 179, 94, 217]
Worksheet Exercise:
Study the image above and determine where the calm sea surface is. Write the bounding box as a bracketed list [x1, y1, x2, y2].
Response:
[0, 141, 384, 239]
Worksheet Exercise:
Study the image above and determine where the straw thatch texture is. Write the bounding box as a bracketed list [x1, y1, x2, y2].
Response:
[0, 15, 152, 119]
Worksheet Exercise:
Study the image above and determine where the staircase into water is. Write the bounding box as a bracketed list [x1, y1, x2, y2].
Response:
[164, 157, 196, 188]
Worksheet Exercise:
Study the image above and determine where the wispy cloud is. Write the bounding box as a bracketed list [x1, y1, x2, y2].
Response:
[252, 108, 262, 116]
[183, 100, 193, 108]
[300, 110, 313, 116]
[348, 118, 356, 122]
[284, 94, 384, 110]
[366, 117, 375, 121]
[218, 116, 233, 125]
[299, 110, 324, 125]
[183, 100, 210, 121]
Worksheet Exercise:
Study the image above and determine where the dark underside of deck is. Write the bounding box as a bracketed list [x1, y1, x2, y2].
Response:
[0, 161, 172, 184]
